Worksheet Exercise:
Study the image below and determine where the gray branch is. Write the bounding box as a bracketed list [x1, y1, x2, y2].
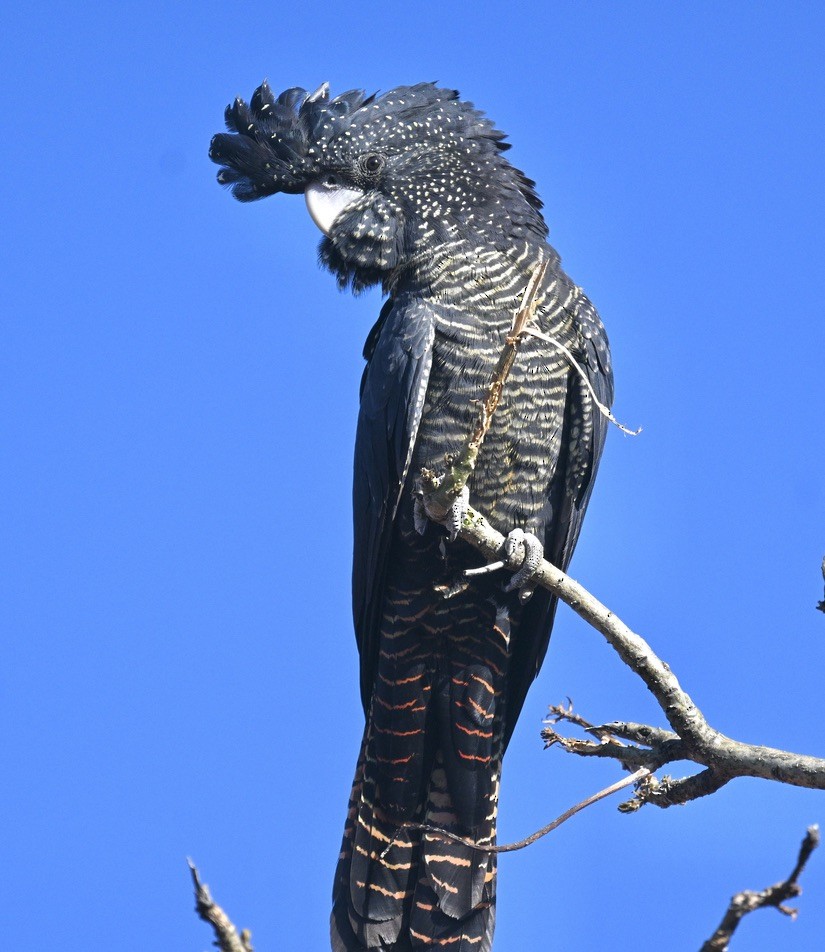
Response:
[189, 860, 254, 952]
[700, 826, 820, 951]
[418, 493, 825, 803]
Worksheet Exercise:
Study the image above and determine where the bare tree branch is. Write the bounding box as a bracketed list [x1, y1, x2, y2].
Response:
[381, 766, 650, 857]
[189, 860, 254, 952]
[417, 257, 825, 803]
[418, 496, 825, 801]
[817, 556, 825, 614]
[542, 702, 689, 782]
[700, 826, 820, 951]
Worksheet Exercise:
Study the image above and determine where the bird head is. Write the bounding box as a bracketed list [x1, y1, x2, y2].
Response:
[210, 81, 547, 291]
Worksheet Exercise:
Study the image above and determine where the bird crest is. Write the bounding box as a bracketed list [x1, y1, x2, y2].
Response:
[210, 82, 548, 291]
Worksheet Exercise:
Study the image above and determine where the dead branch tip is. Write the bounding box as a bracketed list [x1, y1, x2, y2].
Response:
[700, 825, 820, 951]
[189, 859, 254, 952]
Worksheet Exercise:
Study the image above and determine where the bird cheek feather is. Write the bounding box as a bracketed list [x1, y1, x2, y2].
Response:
[328, 194, 406, 273]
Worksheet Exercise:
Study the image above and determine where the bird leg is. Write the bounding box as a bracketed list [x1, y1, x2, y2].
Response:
[414, 474, 470, 542]
[502, 528, 543, 599]
[417, 468, 543, 600]
[465, 528, 543, 602]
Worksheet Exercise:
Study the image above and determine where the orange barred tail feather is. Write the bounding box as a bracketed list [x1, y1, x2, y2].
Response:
[331, 730, 417, 950]
[331, 757, 497, 951]
[331, 669, 500, 951]
[408, 756, 497, 949]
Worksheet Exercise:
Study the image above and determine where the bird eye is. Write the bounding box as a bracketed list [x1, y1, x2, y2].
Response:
[359, 152, 385, 176]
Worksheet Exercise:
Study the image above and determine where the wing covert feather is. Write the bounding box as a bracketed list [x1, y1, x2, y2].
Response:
[352, 295, 435, 712]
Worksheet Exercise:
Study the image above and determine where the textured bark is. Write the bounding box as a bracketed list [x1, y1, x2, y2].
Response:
[441, 503, 825, 801]
[189, 861, 254, 952]
[700, 826, 820, 951]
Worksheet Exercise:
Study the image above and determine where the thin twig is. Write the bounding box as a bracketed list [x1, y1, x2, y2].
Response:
[700, 825, 820, 951]
[189, 860, 254, 952]
[546, 698, 615, 737]
[521, 326, 641, 435]
[386, 767, 649, 856]
[817, 556, 825, 614]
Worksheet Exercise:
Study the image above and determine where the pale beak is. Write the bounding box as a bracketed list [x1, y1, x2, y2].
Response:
[305, 180, 364, 235]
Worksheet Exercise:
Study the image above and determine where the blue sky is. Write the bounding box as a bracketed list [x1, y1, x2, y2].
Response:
[3, 3, 824, 950]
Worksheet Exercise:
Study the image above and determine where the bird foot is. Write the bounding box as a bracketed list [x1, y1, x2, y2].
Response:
[502, 528, 543, 602]
[465, 528, 543, 602]
[413, 474, 469, 542]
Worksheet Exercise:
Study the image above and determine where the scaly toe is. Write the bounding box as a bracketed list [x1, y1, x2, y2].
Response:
[503, 529, 543, 600]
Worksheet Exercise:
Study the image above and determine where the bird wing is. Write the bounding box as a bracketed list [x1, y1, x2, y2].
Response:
[503, 291, 614, 748]
[352, 294, 435, 712]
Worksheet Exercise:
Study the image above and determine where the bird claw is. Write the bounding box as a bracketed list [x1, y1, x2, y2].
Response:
[413, 477, 469, 542]
[464, 559, 506, 577]
[463, 528, 543, 601]
[502, 529, 543, 602]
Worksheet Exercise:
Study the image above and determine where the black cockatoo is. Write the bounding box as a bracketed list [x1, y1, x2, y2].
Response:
[210, 81, 613, 951]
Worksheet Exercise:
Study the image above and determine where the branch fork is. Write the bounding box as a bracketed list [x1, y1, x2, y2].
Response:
[417, 258, 825, 808]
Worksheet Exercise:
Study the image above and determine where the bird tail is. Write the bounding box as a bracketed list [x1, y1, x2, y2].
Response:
[331, 668, 499, 951]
